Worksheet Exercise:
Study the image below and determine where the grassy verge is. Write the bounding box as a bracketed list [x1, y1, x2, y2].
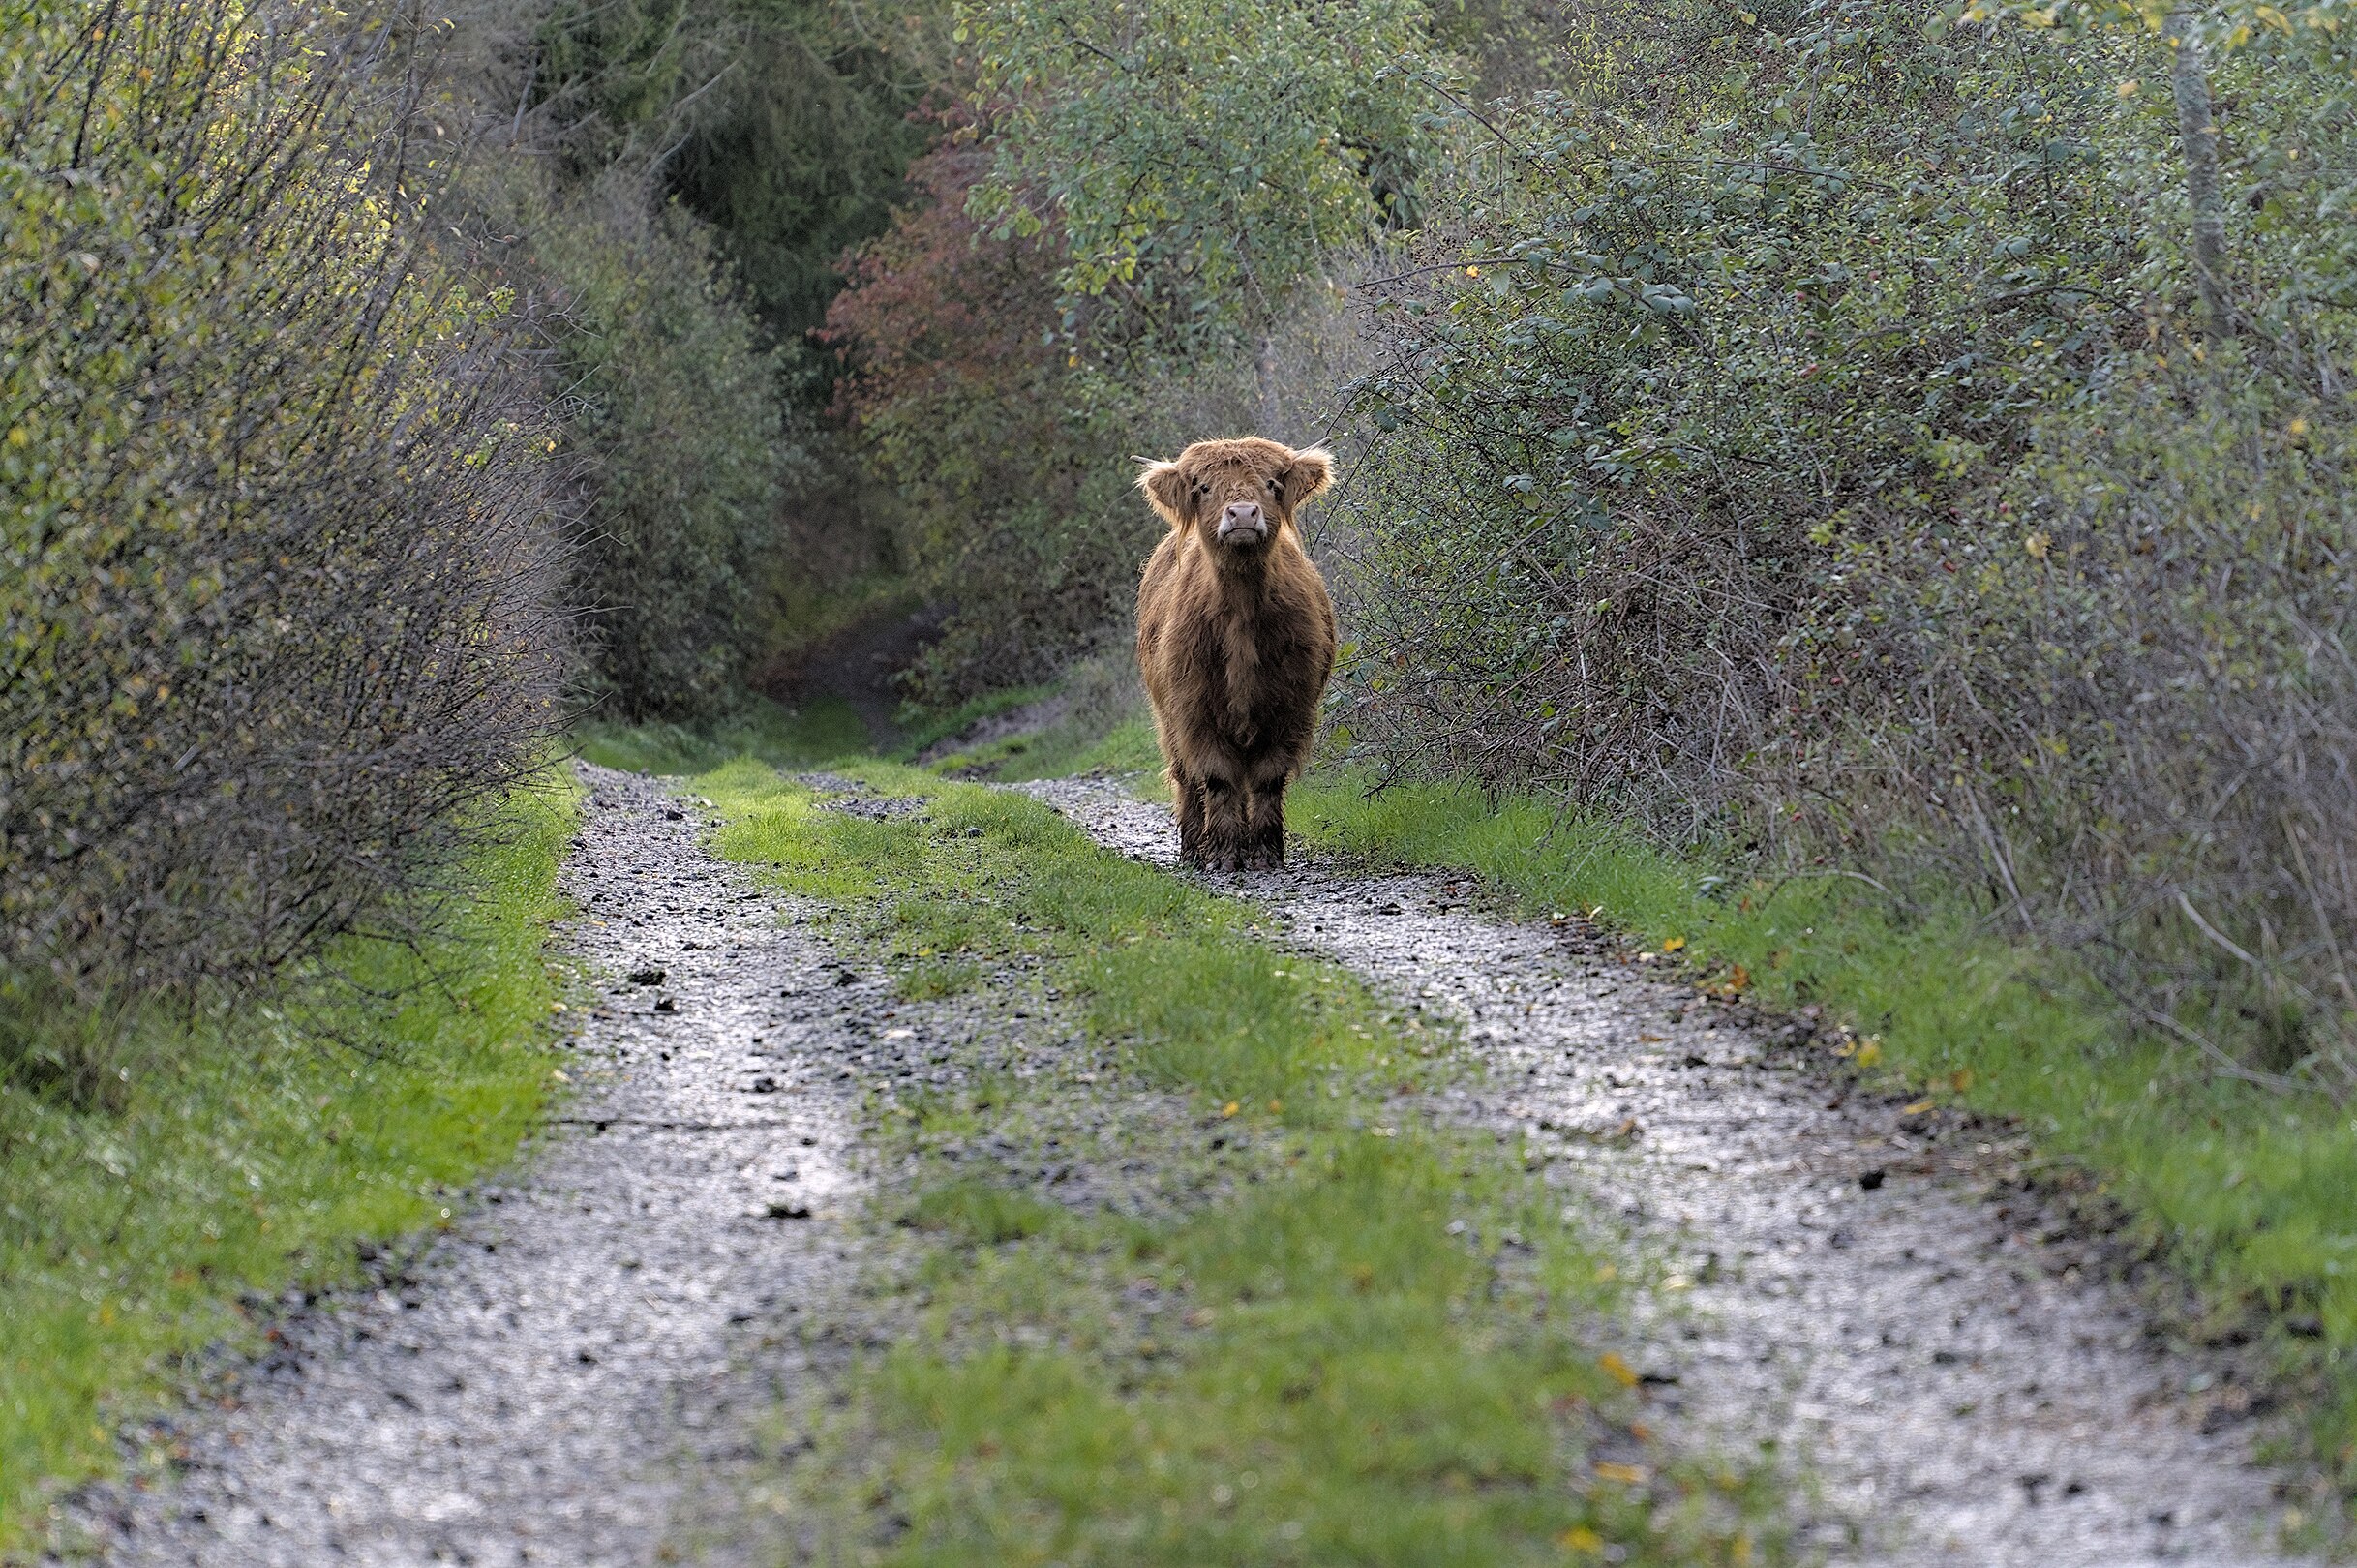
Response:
[0, 777, 579, 1553]
[1288, 775, 2357, 1506]
[698, 760, 1778, 1566]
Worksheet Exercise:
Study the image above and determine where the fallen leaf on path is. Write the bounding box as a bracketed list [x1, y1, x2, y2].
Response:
[1598, 1352, 1640, 1389]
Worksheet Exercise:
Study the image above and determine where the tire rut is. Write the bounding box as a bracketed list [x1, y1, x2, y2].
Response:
[65, 765, 872, 1567]
[1018, 776, 2315, 1568]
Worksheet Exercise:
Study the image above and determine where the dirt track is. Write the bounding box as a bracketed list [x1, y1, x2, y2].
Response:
[1021, 776, 2313, 1568]
[55, 763, 2319, 1566]
[65, 768, 872, 1567]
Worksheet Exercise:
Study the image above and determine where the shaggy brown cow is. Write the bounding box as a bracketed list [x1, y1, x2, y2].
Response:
[1134, 437, 1339, 870]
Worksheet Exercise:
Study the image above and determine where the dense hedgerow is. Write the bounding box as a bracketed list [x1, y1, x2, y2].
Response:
[822, 130, 1154, 702]
[1328, 0, 2357, 1089]
[0, 4, 566, 1022]
[513, 173, 789, 720]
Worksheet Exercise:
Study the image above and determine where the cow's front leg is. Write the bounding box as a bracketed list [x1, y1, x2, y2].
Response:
[1169, 766, 1207, 866]
[1244, 769, 1289, 871]
[1198, 769, 1249, 872]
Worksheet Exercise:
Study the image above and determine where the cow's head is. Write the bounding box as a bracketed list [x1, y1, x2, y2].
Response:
[1137, 437, 1334, 557]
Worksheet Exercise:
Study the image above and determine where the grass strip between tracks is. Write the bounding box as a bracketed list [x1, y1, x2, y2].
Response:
[0, 778, 579, 1555]
[700, 758, 1779, 1567]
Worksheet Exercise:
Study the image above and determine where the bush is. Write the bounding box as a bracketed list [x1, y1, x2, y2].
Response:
[823, 131, 1154, 703]
[0, 3, 567, 1006]
[1327, 0, 2357, 1088]
[510, 172, 788, 720]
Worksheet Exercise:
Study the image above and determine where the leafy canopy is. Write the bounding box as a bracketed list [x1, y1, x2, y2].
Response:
[963, 0, 1455, 357]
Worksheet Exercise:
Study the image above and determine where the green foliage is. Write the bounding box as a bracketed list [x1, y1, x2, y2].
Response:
[0, 2, 567, 1000]
[0, 778, 576, 1552]
[1288, 771, 2357, 1496]
[514, 176, 787, 720]
[695, 762, 1778, 1565]
[824, 135, 1159, 701]
[668, 16, 932, 379]
[967, 0, 1451, 360]
[1331, 0, 2357, 1089]
[523, 0, 938, 382]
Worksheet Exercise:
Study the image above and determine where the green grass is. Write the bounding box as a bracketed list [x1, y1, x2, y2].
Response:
[0, 778, 578, 1554]
[697, 761, 1778, 1566]
[1288, 774, 2357, 1506]
[572, 692, 868, 775]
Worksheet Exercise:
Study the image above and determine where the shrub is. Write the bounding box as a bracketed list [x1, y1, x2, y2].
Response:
[823, 130, 1152, 702]
[0, 2, 567, 1007]
[1327, 0, 2357, 1088]
[508, 171, 787, 720]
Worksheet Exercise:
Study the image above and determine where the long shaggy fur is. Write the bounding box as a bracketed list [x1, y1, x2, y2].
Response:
[1134, 437, 1338, 870]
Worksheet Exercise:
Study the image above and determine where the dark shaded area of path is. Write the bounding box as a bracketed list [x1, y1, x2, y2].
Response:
[756, 602, 944, 751]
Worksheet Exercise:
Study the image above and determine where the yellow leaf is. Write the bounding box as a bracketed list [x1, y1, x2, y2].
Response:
[1597, 1351, 1640, 1388]
[1725, 963, 1751, 992]
[2117, 78, 2141, 96]
[1221, 1101, 1240, 1118]
[1558, 1524, 1605, 1551]
[2255, 3, 2292, 30]
[1661, 936, 1686, 952]
[1949, 1069, 1975, 1092]
[2024, 530, 2051, 559]
[1855, 1040, 1884, 1068]
[1903, 1098, 1936, 1114]
[1594, 1461, 1649, 1484]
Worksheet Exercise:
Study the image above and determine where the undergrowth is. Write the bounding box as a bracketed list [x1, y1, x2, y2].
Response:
[698, 761, 1780, 1565]
[0, 778, 578, 1555]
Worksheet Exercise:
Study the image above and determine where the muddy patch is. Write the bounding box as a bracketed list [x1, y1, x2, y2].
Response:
[1018, 776, 2315, 1568]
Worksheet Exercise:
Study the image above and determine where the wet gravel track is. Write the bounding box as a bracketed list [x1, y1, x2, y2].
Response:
[49, 760, 2320, 1565]
[65, 767, 873, 1567]
[1019, 776, 2315, 1568]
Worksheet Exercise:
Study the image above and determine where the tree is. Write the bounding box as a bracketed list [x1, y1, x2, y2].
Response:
[963, 0, 1451, 426]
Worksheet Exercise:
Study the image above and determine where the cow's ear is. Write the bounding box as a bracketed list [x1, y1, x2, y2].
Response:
[1137, 458, 1189, 527]
[1280, 446, 1335, 511]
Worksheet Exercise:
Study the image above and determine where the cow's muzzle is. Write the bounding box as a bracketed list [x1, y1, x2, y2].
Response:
[1218, 500, 1268, 546]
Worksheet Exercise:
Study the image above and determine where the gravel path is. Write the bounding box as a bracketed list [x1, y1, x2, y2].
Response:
[1019, 776, 2314, 1568]
[68, 766, 871, 1567]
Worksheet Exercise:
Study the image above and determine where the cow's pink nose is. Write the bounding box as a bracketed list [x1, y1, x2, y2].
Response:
[1222, 500, 1264, 530]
